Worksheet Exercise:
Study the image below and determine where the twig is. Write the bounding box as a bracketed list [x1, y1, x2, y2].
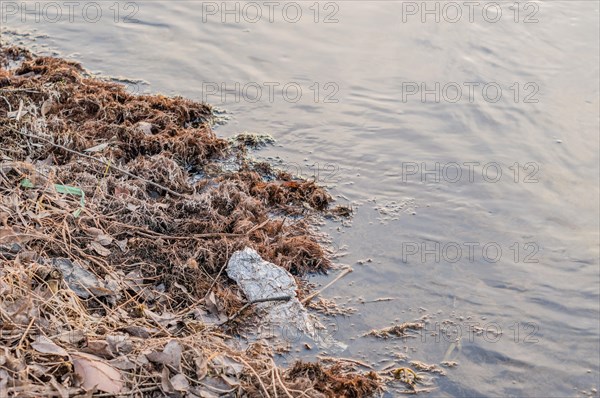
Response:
[317, 355, 374, 369]
[0, 88, 42, 93]
[362, 297, 397, 304]
[12, 127, 186, 198]
[204, 260, 229, 300]
[219, 295, 291, 326]
[15, 317, 35, 353]
[301, 267, 353, 305]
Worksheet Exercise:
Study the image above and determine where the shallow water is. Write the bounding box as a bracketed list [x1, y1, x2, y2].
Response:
[2, 1, 599, 396]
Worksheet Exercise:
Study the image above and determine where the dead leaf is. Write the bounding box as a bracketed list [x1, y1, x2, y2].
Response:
[146, 340, 181, 370]
[89, 241, 111, 257]
[110, 356, 136, 371]
[83, 340, 112, 358]
[41, 99, 53, 117]
[52, 258, 114, 299]
[191, 356, 206, 382]
[72, 352, 123, 394]
[0, 226, 33, 245]
[212, 355, 243, 376]
[96, 234, 113, 246]
[205, 291, 219, 315]
[121, 325, 156, 339]
[221, 374, 240, 387]
[107, 334, 132, 355]
[160, 367, 174, 394]
[55, 330, 86, 344]
[84, 228, 113, 246]
[170, 373, 190, 392]
[116, 239, 128, 252]
[31, 336, 68, 356]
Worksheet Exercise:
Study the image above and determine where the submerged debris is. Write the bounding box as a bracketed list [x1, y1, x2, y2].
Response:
[0, 46, 378, 397]
[366, 322, 424, 339]
[409, 361, 446, 375]
[229, 132, 276, 149]
[307, 297, 358, 317]
[286, 361, 380, 398]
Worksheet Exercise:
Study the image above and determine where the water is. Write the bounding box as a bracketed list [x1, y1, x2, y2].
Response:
[2, 1, 599, 396]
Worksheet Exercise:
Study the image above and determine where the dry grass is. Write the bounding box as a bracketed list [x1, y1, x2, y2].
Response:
[0, 46, 377, 397]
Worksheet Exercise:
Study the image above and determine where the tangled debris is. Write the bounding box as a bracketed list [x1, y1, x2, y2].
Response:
[366, 323, 424, 339]
[287, 361, 379, 397]
[306, 298, 357, 317]
[0, 46, 379, 397]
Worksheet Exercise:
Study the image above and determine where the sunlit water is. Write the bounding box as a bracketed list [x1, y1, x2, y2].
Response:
[2, 1, 599, 396]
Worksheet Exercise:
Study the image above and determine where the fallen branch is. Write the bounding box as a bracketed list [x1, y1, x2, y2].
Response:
[301, 267, 353, 305]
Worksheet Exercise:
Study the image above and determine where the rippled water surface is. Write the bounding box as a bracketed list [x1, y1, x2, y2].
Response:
[3, 1, 599, 396]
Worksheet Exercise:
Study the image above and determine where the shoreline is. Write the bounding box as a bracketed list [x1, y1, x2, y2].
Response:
[0, 46, 380, 397]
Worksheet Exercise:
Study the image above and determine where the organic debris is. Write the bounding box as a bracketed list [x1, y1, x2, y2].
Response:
[306, 297, 357, 317]
[409, 361, 446, 375]
[0, 46, 379, 397]
[229, 132, 275, 149]
[366, 322, 424, 339]
[286, 361, 380, 398]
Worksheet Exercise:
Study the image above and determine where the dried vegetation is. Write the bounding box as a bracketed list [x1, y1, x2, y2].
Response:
[0, 46, 377, 397]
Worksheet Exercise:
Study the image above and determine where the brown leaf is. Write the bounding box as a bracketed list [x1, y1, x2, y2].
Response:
[160, 367, 174, 394]
[205, 291, 219, 315]
[31, 336, 68, 356]
[110, 356, 136, 371]
[84, 228, 113, 246]
[84, 227, 103, 237]
[195, 355, 208, 381]
[41, 99, 53, 117]
[116, 239, 128, 252]
[55, 330, 86, 344]
[170, 374, 190, 392]
[146, 340, 181, 370]
[89, 241, 111, 257]
[121, 325, 155, 339]
[0, 226, 32, 245]
[96, 234, 113, 246]
[83, 340, 112, 358]
[72, 352, 124, 394]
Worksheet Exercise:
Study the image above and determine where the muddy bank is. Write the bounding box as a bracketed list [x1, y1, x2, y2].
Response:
[0, 46, 381, 397]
